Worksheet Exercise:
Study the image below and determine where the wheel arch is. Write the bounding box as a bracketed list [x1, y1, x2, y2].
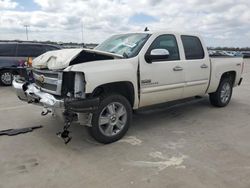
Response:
[0, 67, 18, 75]
[220, 71, 236, 85]
[91, 81, 135, 107]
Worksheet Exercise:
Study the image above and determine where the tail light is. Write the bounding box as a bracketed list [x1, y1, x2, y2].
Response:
[241, 62, 245, 74]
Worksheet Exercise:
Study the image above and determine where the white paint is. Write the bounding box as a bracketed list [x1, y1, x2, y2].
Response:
[175, 165, 186, 169]
[128, 154, 187, 171]
[149, 151, 166, 160]
[118, 136, 142, 146]
[164, 139, 186, 150]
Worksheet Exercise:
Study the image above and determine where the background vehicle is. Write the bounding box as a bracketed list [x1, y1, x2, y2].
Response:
[0, 42, 60, 86]
[13, 31, 244, 144]
[243, 52, 250, 58]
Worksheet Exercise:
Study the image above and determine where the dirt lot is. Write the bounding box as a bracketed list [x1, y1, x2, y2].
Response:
[0, 59, 250, 188]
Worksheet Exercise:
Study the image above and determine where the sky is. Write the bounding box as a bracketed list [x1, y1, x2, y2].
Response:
[0, 0, 250, 47]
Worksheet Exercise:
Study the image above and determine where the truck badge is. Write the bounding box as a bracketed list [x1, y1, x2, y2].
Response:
[38, 75, 45, 83]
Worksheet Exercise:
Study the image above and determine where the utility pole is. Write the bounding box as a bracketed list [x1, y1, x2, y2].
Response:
[81, 22, 84, 46]
[24, 25, 29, 41]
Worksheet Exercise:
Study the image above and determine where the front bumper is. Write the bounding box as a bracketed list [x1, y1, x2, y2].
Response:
[13, 78, 64, 109]
[12, 78, 99, 113]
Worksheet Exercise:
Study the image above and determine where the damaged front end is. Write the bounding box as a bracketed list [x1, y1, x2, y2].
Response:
[12, 70, 99, 144]
[12, 48, 122, 143]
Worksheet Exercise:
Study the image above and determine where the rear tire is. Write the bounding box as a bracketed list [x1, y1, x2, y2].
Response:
[90, 94, 132, 144]
[0, 70, 13, 86]
[209, 78, 233, 107]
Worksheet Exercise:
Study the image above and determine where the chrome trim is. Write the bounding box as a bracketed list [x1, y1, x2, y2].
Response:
[12, 79, 64, 109]
[33, 69, 63, 95]
[141, 82, 185, 94]
[173, 66, 183, 71]
[185, 79, 208, 87]
[33, 72, 58, 85]
[141, 79, 209, 94]
[200, 64, 208, 68]
[12, 78, 27, 101]
[33, 69, 59, 75]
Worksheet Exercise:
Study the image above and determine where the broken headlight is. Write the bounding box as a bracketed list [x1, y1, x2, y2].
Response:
[62, 72, 85, 98]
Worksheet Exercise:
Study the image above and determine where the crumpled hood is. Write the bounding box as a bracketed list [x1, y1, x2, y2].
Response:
[32, 48, 123, 70]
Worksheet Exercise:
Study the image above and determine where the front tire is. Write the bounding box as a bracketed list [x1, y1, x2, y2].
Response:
[209, 78, 233, 107]
[90, 94, 132, 144]
[0, 70, 13, 86]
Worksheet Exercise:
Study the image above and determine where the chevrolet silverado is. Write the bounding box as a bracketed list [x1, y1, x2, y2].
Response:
[13, 31, 244, 144]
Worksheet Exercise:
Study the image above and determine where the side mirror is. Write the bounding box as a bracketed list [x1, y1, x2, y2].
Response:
[145, 49, 170, 63]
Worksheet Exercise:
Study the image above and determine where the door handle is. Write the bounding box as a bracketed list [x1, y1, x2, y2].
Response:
[173, 66, 183, 71]
[200, 64, 208, 68]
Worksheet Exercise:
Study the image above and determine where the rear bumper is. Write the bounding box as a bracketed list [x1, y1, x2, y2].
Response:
[12, 78, 99, 113]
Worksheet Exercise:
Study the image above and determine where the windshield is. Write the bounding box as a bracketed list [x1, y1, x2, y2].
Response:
[95, 33, 150, 58]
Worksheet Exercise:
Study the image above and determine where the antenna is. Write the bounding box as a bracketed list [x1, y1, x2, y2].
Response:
[144, 27, 149, 32]
[24, 25, 30, 41]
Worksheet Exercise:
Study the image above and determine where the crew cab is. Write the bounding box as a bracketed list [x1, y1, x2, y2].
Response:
[12, 31, 244, 144]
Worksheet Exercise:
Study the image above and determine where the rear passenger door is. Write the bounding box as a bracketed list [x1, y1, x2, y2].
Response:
[181, 35, 210, 97]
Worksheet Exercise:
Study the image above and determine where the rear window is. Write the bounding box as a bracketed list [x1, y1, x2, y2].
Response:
[0, 44, 17, 56]
[181, 36, 205, 60]
[17, 44, 47, 57]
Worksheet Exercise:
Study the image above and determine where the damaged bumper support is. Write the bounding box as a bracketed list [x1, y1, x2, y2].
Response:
[12, 78, 99, 144]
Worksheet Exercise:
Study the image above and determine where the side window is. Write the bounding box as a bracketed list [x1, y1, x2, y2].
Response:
[148, 35, 180, 61]
[31, 45, 47, 56]
[45, 45, 59, 52]
[181, 36, 205, 60]
[17, 45, 46, 57]
[0, 44, 17, 56]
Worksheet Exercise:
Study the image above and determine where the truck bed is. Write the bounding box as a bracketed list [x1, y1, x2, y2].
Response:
[207, 56, 243, 93]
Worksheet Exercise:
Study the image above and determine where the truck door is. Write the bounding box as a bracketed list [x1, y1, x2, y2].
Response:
[181, 35, 210, 97]
[139, 34, 185, 107]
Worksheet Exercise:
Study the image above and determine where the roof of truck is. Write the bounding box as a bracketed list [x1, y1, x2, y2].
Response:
[119, 30, 201, 37]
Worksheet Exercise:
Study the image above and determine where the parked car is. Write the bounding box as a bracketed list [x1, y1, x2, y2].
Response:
[242, 52, 250, 58]
[0, 42, 60, 86]
[13, 31, 244, 144]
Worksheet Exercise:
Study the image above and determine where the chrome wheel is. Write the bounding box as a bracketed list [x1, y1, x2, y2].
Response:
[1, 71, 12, 85]
[220, 82, 231, 104]
[98, 102, 127, 137]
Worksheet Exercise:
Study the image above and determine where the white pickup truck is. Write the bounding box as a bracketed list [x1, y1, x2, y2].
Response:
[13, 31, 244, 144]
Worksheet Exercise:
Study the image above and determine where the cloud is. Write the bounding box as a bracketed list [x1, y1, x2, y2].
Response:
[0, 0, 249, 47]
[0, 0, 18, 9]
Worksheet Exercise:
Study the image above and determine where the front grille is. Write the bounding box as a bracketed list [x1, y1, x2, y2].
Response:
[33, 69, 63, 95]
